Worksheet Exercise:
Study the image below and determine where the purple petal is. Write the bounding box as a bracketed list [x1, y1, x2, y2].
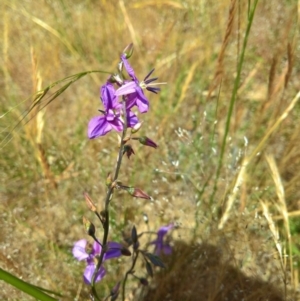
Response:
[101, 83, 121, 111]
[147, 86, 160, 94]
[73, 239, 89, 261]
[83, 264, 106, 285]
[115, 81, 137, 97]
[88, 116, 113, 139]
[127, 111, 139, 128]
[152, 242, 163, 255]
[162, 244, 172, 255]
[92, 241, 102, 256]
[121, 55, 136, 80]
[104, 242, 123, 260]
[106, 109, 118, 122]
[135, 88, 149, 113]
[145, 77, 158, 84]
[125, 93, 137, 110]
[108, 117, 124, 132]
[157, 224, 174, 239]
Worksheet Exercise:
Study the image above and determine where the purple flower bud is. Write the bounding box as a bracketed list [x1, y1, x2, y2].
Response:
[132, 188, 151, 199]
[119, 185, 151, 200]
[133, 136, 158, 149]
[150, 224, 174, 256]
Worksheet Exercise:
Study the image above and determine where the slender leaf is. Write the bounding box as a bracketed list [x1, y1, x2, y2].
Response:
[145, 260, 153, 277]
[144, 253, 165, 268]
[0, 268, 58, 301]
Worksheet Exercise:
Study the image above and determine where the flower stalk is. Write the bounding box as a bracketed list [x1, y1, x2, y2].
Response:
[72, 44, 172, 301]
[91, 97, 129, 296]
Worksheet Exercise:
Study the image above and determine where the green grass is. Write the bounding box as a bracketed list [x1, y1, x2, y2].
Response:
[1, 0, 300, 300]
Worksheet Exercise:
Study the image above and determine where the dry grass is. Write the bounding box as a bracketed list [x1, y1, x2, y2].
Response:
[1, 0, 300, 300]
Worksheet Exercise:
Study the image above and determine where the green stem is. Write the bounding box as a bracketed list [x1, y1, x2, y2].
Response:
[91, 98, 128, 299]
[209, 0, 259, 207]
[122, 251, 139, 301]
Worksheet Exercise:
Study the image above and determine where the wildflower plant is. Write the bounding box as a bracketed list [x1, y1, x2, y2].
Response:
[73, 44, 173, 300]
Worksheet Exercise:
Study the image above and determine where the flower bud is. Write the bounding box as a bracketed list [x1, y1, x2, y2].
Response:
[133, 136, 158, 149]
[84, 192, 97, 212]
[121, 247, 132, 256]
[140, 278, 149, 286]
[83, 216, 96, 236]
[120, 186, 151, 200]
[122, 43, 134, 59]
[131, 225, 138, 244]
[109, 74, 123, 85]
[131, 188, 151, 199]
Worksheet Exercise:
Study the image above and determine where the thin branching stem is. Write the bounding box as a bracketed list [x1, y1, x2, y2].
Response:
[122, 251, 139, 301]
[91, 97, 128, 299]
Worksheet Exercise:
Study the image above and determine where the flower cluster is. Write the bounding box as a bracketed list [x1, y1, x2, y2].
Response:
[72, 45, 174, 298]
[72, 239, 123, 284]
[88, 49, 160, 139]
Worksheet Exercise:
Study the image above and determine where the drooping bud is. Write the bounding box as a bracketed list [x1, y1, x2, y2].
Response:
[119, 185, 151, 200]
[131, 188, 151, 200]
[133, 136, 158, 149]
[84, 192, 97, 212]
[122, 43, 134, 59]
[83, 216, 96, 237]
[123, 144, 135, 159]
[131, 226, 140, 251]
[131, 225, 138, 244]
[121, 247, 132, 256]
[139, 278, 149, 286]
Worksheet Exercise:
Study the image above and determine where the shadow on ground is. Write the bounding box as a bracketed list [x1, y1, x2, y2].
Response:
[141, 241, 284, 301]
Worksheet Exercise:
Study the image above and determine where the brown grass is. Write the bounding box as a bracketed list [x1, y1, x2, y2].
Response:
[1, 0, 300, 300]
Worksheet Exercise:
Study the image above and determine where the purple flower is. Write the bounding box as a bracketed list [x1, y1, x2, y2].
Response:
[88, 83, 123, 139]
[73, 239, 123, 284]
[151, 224, 174, 255]
[88, 83, 139, 139]
[115, 55, 160, 113]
